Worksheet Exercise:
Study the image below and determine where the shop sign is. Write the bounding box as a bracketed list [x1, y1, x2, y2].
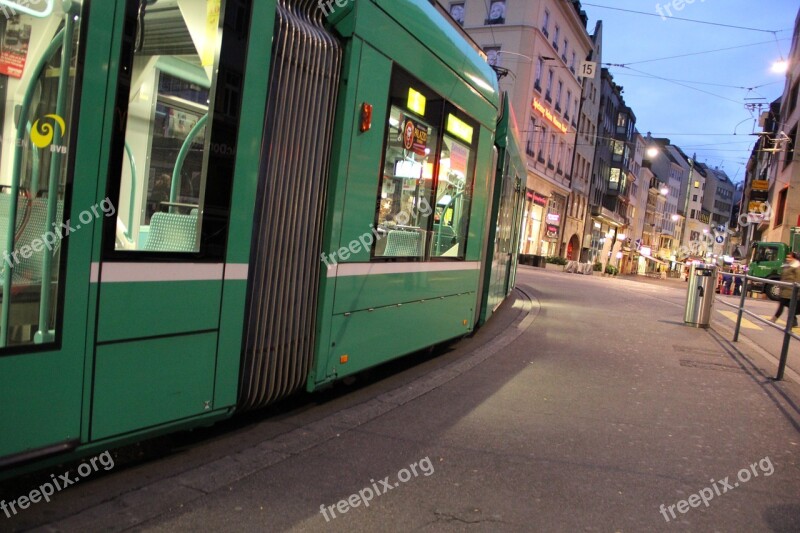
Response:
[402, 115, 429, 156]
[546, 224, 559, 238]
[532, 97, 568, 134]
[751, 179, 769, 191]
[532, 192, 548, 206]
[546, 213, 560, 224]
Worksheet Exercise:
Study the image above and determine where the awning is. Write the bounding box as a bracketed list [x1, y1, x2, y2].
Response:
[642, 255, 668, 265]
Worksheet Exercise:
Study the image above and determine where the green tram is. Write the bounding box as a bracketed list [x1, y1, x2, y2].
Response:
[0, 0, 525, 473]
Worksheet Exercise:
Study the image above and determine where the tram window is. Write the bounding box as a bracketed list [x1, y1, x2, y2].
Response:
[113, 0, 225, 253]
[373, 75, 442, 259]
[372, 69, 479, 261]
[0, 3, 85, 347]
[432, 131, 475, 258]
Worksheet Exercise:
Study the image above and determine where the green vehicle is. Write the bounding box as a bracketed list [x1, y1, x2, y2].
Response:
[0, 0, 525, 476]
[748, 227, 800, 300]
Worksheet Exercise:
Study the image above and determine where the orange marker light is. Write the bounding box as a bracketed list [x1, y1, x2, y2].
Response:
[340, 355, 349, 364]
[360, 103, 373, 132]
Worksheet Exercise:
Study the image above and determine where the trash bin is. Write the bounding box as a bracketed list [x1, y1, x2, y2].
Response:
[685, 264, 718, 328]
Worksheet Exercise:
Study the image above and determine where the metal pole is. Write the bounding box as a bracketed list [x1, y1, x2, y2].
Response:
[37, 12, 75, 344]
[170, 114, 209, 212]
[776, 284, 798, 381]
[733, 274, 748, 342]
[1, 28, 66, 347]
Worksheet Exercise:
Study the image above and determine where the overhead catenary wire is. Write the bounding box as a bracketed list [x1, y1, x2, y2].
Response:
[607, 65, 748, 105]
[606, 38, 791, 67]
[581, 3, 787, 34]
[612, 71, 781, 91]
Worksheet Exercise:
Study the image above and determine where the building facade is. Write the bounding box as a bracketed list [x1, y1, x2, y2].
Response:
[438, 0, 596, 259]
[739, 99, 781, 251]
[587, 68, 636, 270]
[762, 9, 800, 243]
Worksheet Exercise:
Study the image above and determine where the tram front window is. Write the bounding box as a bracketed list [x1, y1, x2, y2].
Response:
[114, 0, 225, 253]
[0, 2, 84, 347]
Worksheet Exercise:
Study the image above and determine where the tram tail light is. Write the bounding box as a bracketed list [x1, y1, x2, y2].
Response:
[360, 103, 373, 132]
[340, 355, 349, 364]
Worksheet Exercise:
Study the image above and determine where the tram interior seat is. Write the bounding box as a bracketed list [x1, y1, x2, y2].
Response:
[0, 195, 64, 284]
[144, 212, 198, 252]
[384, 229, 423, 257]
[0, 196, 64, 343]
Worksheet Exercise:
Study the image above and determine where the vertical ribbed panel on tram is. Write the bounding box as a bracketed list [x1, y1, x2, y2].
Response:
[239, 0, 342, 409]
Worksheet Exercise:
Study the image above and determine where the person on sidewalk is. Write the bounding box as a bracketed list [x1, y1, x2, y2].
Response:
[770, 252, 800, 327]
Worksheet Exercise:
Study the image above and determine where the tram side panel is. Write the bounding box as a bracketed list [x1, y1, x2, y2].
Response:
[308, 0, 500, 387]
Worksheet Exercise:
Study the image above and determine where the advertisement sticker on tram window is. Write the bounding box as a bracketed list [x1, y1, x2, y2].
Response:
[449, 141, 469, 176]
[0, 20, 32, 79]
[402, 115, 429, 156]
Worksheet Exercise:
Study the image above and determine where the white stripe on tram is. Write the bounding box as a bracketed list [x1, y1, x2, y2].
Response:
[328, 261, 481, 278]
[224, 263, 249, 281]
[93, 263, 228, 283]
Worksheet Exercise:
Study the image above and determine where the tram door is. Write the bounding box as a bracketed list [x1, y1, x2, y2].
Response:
[91, 0, 247, 439]
[0, 2, 103, 462]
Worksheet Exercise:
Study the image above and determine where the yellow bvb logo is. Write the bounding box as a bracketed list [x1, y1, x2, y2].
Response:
[31, 114, 66, 149]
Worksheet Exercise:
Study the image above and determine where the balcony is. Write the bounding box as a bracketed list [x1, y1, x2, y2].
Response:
[591, 205, 626, 227]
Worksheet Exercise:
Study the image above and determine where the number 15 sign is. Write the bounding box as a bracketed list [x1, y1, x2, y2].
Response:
[578, 61, 597, 79]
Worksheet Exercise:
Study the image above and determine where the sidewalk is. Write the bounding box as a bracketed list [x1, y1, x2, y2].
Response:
[4, 267, 799, 532]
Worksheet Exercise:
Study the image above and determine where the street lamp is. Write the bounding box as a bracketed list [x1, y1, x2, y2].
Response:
[671, 214, 680, 222]
[660, 187, 669, 196]
[647, 147, 659, 158]
[771, 60, 789, 74]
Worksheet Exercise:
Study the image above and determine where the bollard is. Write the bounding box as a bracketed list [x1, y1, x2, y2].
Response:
[733, 275, 748, 343]
[776, 284, 799, 381]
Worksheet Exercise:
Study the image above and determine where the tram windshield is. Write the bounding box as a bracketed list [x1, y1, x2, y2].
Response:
[114, 0, 224, 253]
[0, 1, 83, 347]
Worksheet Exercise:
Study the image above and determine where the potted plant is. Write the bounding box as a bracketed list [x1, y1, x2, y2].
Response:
[545, 256, 568, 270]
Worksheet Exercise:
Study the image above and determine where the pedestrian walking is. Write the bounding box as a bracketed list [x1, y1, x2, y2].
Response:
[733, 267, 743, 296]
[722, 271, 732, 295]
[769, 252, 800, 327]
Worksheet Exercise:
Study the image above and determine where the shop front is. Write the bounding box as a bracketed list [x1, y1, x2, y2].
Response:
[520, 189, 548, 255]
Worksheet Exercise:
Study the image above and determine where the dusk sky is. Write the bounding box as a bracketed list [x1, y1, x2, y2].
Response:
[583, 0, 798, 183]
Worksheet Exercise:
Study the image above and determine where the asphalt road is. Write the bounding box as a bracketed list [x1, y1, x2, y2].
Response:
[2, 267, 799, 532]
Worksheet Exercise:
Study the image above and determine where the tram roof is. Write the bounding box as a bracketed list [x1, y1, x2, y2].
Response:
[371, 0, 501, 110]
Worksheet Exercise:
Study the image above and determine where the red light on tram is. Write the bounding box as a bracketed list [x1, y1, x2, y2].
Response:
[360, 103, 373, 132]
